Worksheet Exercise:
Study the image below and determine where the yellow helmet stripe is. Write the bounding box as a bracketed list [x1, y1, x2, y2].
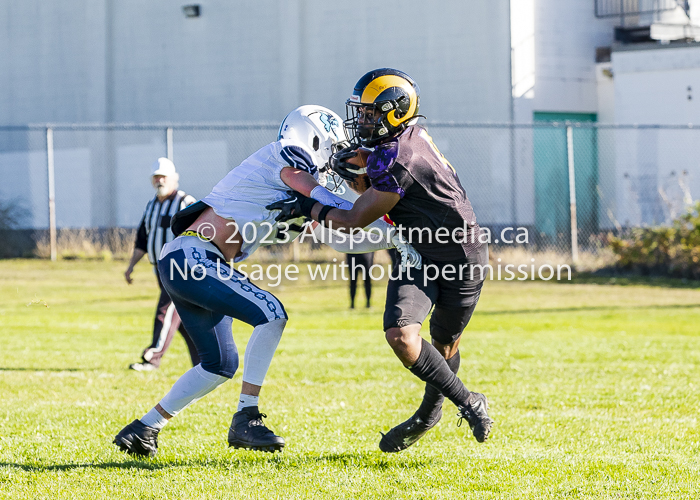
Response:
[360, 75, 417, 127]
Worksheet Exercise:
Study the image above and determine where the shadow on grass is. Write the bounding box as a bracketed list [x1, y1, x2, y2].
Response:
[0, 461, 166, 472]
[0, 452, 430, 472]
[0, 367, 93, 372]
[569, 273, 700, 289]
[480, 302, 699, 316]
[280, 452, 430, 470]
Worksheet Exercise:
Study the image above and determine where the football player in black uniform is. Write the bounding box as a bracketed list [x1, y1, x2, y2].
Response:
[268, 69, 492, 452]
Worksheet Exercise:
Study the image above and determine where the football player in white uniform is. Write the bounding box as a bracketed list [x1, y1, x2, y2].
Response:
[113, 105, 420, 457]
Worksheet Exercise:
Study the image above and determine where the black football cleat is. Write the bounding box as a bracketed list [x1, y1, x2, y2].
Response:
[379, 411, 442, 453]
[228, 406, 285, 452]
[113, 419, 159, 457]
[458, 392, 493, 443]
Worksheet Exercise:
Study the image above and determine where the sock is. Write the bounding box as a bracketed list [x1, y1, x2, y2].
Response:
[140, 407, 168, 430]
[409, 339, 470, 409]
[242, 318, 286, 387]
[416, 350, 461, 422]
[237, 393, 259, 412]
[157, 364, 228, 417]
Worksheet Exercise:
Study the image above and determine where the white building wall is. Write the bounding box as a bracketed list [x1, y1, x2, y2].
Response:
[511, 0, 535, 101]
[596, 62, 617, 229]
[611, 44, 700, 226]
[509, 1, 618, 229]
[531, 0, 617, 115]
[0, 0, 513, 228]
[614, 45, 700, 124]
[1, 0, 512, 125]
[0, 1, 108, 123]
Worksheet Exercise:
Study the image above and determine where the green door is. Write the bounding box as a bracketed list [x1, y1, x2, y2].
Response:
[533, 112, 598, 248]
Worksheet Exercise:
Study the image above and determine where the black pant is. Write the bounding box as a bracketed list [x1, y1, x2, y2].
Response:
[347, 253, 374, 308]
[141, 268, 200, 367]
[383, 244, 488, 344]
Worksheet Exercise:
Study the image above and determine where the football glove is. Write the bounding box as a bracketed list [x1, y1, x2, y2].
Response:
[265, 191, 317, 222]
[329, 146, 364, 182]
[390, 231, 422, 271]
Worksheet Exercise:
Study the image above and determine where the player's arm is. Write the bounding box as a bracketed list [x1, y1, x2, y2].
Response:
[311, 187, 400, 232]
[306, 190, 420, 268]
[274, 165, 401, 230]
[278, 170, 397, 248]
[265, 185, 398, 231]
[279, 165, 391, 229]
[267, 183, 420, 267]
[279, 167, 319, 196]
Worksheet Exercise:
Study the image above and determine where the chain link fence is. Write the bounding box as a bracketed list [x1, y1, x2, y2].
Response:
[0, 122, 698, 261]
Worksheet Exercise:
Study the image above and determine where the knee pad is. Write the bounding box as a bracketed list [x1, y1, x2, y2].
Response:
[159, 364, 229, 417]
[242, 318, 287, 386]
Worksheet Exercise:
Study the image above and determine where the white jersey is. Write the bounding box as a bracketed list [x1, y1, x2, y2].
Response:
[201, 139, 321, 262]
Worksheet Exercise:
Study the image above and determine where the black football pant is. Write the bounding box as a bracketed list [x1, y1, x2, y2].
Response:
[347, 252, 374, 308]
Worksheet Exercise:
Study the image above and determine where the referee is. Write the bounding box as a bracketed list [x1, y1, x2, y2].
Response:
[124, 158, 200, 371]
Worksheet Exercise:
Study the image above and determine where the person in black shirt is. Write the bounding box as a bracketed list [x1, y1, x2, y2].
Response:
[270, 69, 492, 452]
[347, 252, 375, 309]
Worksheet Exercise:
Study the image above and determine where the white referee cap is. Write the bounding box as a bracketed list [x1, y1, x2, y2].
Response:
[151, 157, 178, 177]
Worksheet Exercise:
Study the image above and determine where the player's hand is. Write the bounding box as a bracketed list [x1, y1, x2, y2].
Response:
[265, 191, 317, 222]
[329, 145, 362, 182]
[391, 232, 422, 271]
[124, 267, 134, 284]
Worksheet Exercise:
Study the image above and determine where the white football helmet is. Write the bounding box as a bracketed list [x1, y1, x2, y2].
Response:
[278, 105, 350, 185]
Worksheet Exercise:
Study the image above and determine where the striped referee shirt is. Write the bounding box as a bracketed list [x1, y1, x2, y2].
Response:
[135, 190, 197, 265]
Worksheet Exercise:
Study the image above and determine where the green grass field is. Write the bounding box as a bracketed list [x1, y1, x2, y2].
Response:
[1, 259, 699, 499]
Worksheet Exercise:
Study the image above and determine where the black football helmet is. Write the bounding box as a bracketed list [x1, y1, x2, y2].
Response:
[345, 68, 421, 147]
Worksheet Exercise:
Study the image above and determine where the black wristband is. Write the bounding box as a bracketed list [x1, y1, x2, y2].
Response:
[318, 205, 334, 223]
[299, 197, 318, 218]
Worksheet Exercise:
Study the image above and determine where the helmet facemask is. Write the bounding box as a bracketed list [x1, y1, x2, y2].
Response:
[345, 68, 421, 147]
[345, 98, 414, 147]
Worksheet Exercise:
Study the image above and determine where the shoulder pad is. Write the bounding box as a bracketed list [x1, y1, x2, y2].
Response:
[278, 140, 318, 175]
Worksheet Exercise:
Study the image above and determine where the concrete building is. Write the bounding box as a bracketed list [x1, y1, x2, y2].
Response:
[511, 0, 700, 239]
[2, 0, 700, 240]
[0, 0, 512, 229]
[0, 0, 512, 124]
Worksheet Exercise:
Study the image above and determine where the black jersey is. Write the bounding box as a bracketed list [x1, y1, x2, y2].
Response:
[365, 125, 481, 261]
